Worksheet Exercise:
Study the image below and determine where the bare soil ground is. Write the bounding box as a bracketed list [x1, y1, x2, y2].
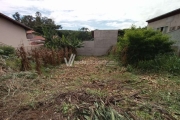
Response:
[0, 56, 180, 120]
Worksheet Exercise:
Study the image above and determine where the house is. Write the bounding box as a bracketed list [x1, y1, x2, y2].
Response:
[146, 8, 180, 33]
[26, 30, 45, 45]
[146, 8, 180, 55]
[0, 13, 32, 48]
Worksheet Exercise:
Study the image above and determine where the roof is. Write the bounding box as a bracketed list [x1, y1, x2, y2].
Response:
[0, 13, 32, 30]
[26, 30, 36, 34]
[30, 36, 45, 41]
[146, 8, 180, 23]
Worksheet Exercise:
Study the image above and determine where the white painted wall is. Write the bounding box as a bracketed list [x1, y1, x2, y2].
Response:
[0, 17, 30, 48]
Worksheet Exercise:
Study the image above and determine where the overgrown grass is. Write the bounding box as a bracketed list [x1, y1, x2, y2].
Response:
[137, 53, 180, 74]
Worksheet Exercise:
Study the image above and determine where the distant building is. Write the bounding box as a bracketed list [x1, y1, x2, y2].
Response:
[0, 13, 31, 47]
[26, 30, 45, 45]
[146, 8, 180, 33]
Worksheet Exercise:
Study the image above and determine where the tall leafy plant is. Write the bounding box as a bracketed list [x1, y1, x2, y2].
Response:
[43, 25, 83, 54]
[42, 25, 62, 49]
[118, 26, 174, 65]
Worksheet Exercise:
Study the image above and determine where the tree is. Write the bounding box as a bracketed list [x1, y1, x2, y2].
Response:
[21, 15, 35, 28]
[12, 12, 21, 22]
[79, 27, 89, 31]
[35, 11, 42, 26]
[12, 11, 62, 35]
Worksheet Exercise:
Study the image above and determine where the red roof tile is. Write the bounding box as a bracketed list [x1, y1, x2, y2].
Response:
[27, 30, 36, 34]
[30, 36, 45, 41]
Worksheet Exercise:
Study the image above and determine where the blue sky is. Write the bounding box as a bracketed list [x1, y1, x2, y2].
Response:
[1, 0, 180, 30]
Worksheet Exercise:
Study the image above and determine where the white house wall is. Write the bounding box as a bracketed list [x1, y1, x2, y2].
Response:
[0, 17, 29, 48]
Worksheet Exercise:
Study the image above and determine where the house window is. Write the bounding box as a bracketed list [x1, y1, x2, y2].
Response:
[156, 26, 168, 33]
[177, 26, 180, 30]
[163, 26, 168, 33]
[170, 26, 176, 31]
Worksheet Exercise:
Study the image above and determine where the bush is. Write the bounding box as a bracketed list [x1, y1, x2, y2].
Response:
[0, 46, 15, 56]
[118, 26, 174, 65]
[137, 53, 180, 74]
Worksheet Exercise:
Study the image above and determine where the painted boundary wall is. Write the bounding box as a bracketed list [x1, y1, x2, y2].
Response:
[76, 30, 118, 56]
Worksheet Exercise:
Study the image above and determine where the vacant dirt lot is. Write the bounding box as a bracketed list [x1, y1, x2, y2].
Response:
[0, 56, 180, 120]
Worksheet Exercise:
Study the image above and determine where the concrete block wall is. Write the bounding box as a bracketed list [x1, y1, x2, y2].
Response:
[167, 29, 180, 55]
[77, 30, 118, 56]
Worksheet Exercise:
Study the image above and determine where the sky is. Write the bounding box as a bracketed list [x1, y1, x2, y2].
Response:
[1, 0, 180, 30]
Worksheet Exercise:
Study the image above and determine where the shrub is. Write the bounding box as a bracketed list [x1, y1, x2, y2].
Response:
[137, 53, 180, 74]
[0, 46, 15, 56]
[118, 26, 174, 65]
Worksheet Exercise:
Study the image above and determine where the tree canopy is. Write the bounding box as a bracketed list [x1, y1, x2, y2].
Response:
[12, 12, 62, 35]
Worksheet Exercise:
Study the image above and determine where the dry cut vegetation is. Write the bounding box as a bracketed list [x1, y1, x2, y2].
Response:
[0, 56, 180, 120]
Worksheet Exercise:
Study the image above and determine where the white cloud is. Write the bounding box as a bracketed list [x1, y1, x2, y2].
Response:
[106, 21, 147, 29]
[61, 23, 77, 28]
[1, 0, 180, 29]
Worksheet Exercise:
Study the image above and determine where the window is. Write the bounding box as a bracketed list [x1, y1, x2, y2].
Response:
[170, 26, 176, 31]
[160, 27, 164, 32]
[177, 26, 180, 30]
[163, 26, 168, 33]
[156, 26, 168, 33]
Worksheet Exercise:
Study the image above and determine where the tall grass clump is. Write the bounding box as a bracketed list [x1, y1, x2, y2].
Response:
[138, 53, 180, 74]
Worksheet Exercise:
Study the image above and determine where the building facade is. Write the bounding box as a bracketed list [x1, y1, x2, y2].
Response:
[146, 8, 180, 33]
[0, 13, 31, 48]
[147, 8, 180, 55]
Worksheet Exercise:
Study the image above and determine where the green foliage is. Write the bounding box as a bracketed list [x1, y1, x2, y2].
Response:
[42, 25, 61, 49]
[6, 56, 21, 70]
[12, 12, 21, 22]
[57, 30, 93, 41]
[12, 12, 62, 35]
[118, 26, 174, 65]
[137, 53, 180, 74]
[0, 56, 6, 67]
[66, 36, 84, 48]
[43, 26, 83, 50]
[74, 102, 126, 120]
[79, 27, 90, 31]
[118, 29, 125, 38]
[1, 71, 38, 81]
[61, 103, 74, 116]
[0, 46, 15, 56]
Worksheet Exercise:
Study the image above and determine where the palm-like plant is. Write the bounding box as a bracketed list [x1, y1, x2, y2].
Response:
[61, 35, 83, 54]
